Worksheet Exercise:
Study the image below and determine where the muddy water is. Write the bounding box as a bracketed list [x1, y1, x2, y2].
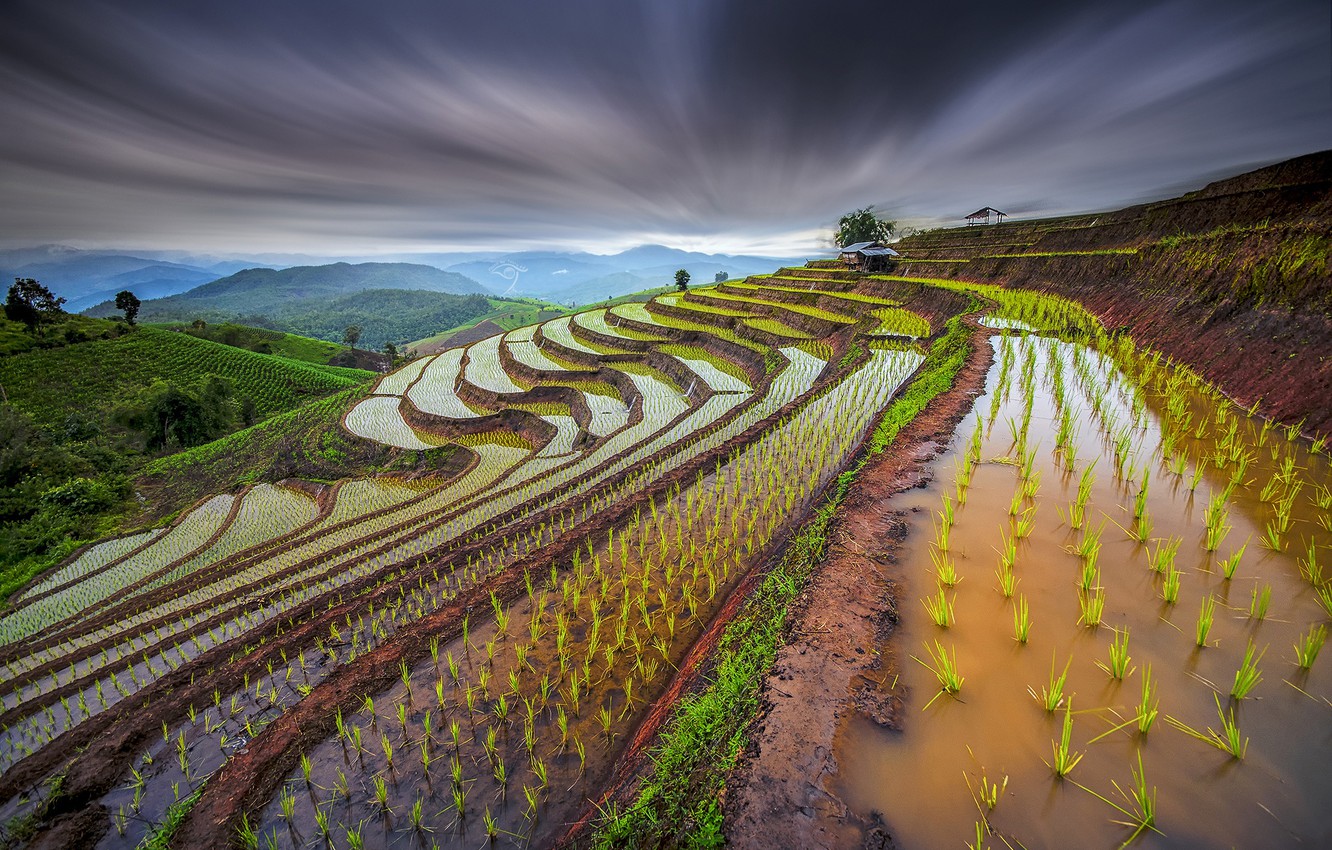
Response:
[835, 335, 1332, 849]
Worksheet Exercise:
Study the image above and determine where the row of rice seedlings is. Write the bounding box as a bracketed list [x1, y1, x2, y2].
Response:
[2, 314, 873, 826]
[0, 343, 793, 740]
[251, 343, 913, 838]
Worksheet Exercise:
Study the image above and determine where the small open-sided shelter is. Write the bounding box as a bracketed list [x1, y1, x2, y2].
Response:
[965, 207, 1007, 225]
[838, 241, 900, 272]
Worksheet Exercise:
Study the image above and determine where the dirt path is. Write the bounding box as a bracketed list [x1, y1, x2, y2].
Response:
[723, 322, 994, 850]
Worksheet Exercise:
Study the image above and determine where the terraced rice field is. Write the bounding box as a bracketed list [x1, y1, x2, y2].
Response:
[0, 276, 933, 849]
[5, 269, 1325, 849]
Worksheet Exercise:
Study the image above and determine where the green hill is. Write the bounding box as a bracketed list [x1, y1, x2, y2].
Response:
[0, 320, 376, 599]
[0, 324, 368, 432]
[85, 262, 498, 348]
[154, 321, 386, 369]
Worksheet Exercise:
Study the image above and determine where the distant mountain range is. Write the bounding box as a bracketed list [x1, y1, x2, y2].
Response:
[3, 243, 813, 308]
[0, 245, 253, 312]
[83, 262, 494, 349]
[437, 246, 811, 304]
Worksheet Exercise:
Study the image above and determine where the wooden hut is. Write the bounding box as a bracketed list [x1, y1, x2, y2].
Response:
[965, 207, 1007, 225]
[838, 241, 900, 272]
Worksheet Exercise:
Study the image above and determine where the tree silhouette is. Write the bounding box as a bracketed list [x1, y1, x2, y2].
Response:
[674, 269, 691, 292]
[115, 290, 141, 326]
[5, 278, 66, 336]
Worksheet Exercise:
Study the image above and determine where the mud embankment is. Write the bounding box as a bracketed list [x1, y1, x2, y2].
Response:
[722, 318, 995, 850]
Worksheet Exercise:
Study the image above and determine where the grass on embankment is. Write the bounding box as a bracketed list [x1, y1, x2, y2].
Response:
[587, 313, 976, 848]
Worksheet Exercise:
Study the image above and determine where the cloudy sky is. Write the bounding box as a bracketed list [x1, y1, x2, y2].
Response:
[0, 0, 1327, 256]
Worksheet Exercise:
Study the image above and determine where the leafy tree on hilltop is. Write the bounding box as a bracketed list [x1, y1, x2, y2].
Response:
[115, 290, 141, 326]
[674, 269, 691, 292]
[5, 278, 66, 336]
[835, 207, 896, 247]
[343, 324, 362, 348]
[714, 271, 729, 283]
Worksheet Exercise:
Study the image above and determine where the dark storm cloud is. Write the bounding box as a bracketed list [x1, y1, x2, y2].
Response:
[0, 0, 1326, 254]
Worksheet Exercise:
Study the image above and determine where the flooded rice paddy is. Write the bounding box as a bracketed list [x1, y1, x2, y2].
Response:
[837, 333, 1332, 849]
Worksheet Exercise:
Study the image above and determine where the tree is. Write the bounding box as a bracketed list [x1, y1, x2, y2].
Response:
[114, 290, 141, 326]
[714, 271, 729, 283]
[674, 269, 691, 292]
[384, 341, 398, 366]
[4, 278, 66, 336]
[343, 325, 362, 348]
[834, 207, 896, 247]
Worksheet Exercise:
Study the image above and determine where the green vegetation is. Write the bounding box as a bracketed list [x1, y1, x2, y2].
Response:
[0, 311, 127, 357]
[136, 785, 204, 850]
[0, 325, 371, 602]
[587, 314, 974, 847]
[0, 326, 364, 431]
[835, 206, 896, 246]
[152, 322, 357, 366]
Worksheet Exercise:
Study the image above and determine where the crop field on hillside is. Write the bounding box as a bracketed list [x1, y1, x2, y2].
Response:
[0, 275, 937, 849]
[0, 327, 367, 430]
[1, 263, 1327, 850]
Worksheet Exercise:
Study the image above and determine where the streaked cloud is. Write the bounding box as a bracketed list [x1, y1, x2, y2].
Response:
[0, 0, 1325, 255]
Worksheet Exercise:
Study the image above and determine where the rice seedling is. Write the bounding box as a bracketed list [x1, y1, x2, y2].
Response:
[1260, 521, 1285, 552]
[1133, 510, 1153, 544]
[1014, 509, 1036, 540]
[1161, 565, 1181, 605]
[1013, 595, 1032, 643]
[996, 560, 1018, 598]
[1079, 555, 1101, 593]
[966, 821, 989, 850]
[1247, 584, 1271, 621]
[1008, 489, 1026, 518]
[1167, 694, 1247, 759]
[1133, 469, 1149, 519]
[1096, 628, 1133, 680]
[1049, 702, 1084, 778]
[1293, 624, 1327, 669]
[913, 641, 964, 708]
[1030, 652, 1073, 711]
[922, 589, 954, 628]
[964, 763, 1010, 815]
[1231, 641, 1265, 699]
[1203, 497, 1231, 552]
[1147, 536, 1181, 574]
[1136, 666, 1159, 735]
[1195, 595, 1217, 647]
[932, 549, 960, 588]
[1079, 588, 1106, 628]
[1219, 541, 1247, 580]
[1110, 750, 1157, 844]
[1298, 540, 1323, 586]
